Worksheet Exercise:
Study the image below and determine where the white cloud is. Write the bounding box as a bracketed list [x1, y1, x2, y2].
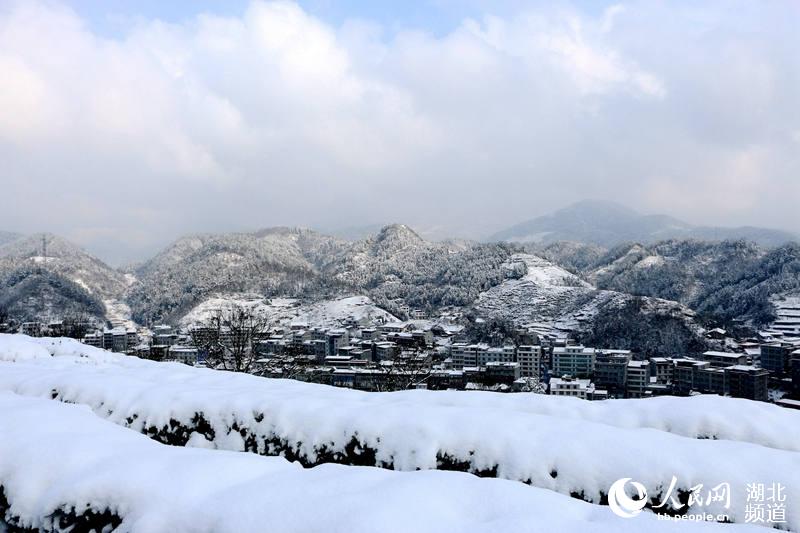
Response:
[0, 0, 797, 262]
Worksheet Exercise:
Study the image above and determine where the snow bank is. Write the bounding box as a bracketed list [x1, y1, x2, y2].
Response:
[0, 392, 764, 533]
[1, 335, 799, 528]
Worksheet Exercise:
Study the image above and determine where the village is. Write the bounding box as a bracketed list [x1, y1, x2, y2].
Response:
[7, 296, 800, 408]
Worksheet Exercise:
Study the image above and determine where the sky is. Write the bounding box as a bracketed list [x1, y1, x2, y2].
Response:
[0, 0, 798, 265]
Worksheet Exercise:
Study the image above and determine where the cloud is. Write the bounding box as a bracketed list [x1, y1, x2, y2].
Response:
[0, 0, 797, 263]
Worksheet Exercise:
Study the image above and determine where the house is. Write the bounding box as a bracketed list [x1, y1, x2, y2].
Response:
[549, 376, 596, 400]
[167, 346, 199, 365]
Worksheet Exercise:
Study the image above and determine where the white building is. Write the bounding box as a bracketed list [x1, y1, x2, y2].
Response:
[517, 345, 542, 378]
[552, 346, 596, 378]
[549, 376, 595, 400]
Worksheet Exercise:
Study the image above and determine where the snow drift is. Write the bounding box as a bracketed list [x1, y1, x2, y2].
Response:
[0, 334, 798, 529]
[0, 392, 764, 533]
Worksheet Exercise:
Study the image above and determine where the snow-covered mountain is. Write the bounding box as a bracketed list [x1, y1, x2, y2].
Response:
[585, 240, 800, 326]
[0, 233, 128, 298]
[490, 200, 798, 247]
[179, 294, 398, 329]
[129, 225, 519, 324]
[0, 233, 129, 323]
[475, 253, 705, 355]
[128, 227, 350, 324]
[0, 231, 22, 247]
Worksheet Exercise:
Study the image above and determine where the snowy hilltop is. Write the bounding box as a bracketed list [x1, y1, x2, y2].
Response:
[475, 254, 703, 354]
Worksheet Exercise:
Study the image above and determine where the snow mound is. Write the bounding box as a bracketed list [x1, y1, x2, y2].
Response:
[0, 335, 798, 529]
[180, 295, 397, 328]
[1, 392, 759, 533]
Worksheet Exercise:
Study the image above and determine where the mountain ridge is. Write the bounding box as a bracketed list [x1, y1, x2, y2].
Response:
[489, 200, 798, 247]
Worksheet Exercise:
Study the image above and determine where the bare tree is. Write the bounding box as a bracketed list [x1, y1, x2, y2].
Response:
[517, 375, 547, 394]
[63, 312, 91, 339]
[254, 342, 316, 380]
[190, 305, 270, 373]
[374, 348, 433, 391]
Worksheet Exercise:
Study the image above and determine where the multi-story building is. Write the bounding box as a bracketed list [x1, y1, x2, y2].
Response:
[549, 376, 596, 400]
[760, 343, 791, 375]
[82, 331, 103, 348]
[478, 346, 515, 366]
[326, 329, 350, 356]
[726, 365, 769, 402]
[649, 357, 674, 384]
[694, 365, 727, 395]
[672, 359, 705, 396]
[702, 351, 748, 368]
[167, 346, 199, 365]
[552, 346, 595, 378]
[20, 322, 42, 337]
[483, 361, 520, 385]
[449, 343, 484, 368]
[517, 345, 542, 378]
[792, 351, 800, 396]
[625, 361, 649, 398]
[594, 352, 630, 397]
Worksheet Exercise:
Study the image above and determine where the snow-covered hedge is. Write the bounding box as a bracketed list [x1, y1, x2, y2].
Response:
[1, 335, 799, 529]
[0, 391, 763, 533]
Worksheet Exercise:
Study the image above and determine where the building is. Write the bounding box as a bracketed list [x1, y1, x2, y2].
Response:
[167, 346, 199, 365]
[326, 329, 350, 356]
[449, 343, 483, 368]
[478, 346, 515, 366]
[673, 359, 704, 396]
[549, 376, 596, 400]
[702, 351, 747, 368]
[428, 369, 466, 390]
[726, 365, 769, 402]
[483, 361, 520, 385]
[760, 343, 791, 375]
[594, 352, 630, 397]
[82, 331, 103, 348]
[20, 322, 42, 337]
[649, 357, 674, 384]
[551, 346, 595, 378]
[792, 351, 800, 396]
[693, 365, 727, 395]
[517, 345, 542, 378]
[625, 361, 649, 398]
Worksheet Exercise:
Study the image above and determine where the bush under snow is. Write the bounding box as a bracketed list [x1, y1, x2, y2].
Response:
[0, 334, 798, 530]
[0, 391, 767, 533]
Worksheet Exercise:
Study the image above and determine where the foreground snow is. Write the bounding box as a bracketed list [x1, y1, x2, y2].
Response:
[0, 392, 764, 533]
[0, 335, 798, 529]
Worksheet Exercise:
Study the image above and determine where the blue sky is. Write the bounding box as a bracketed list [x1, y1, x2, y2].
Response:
[74, 0, 610, 38]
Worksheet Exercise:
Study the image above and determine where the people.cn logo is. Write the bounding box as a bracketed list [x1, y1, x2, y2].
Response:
[608, 478, 649, 518]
